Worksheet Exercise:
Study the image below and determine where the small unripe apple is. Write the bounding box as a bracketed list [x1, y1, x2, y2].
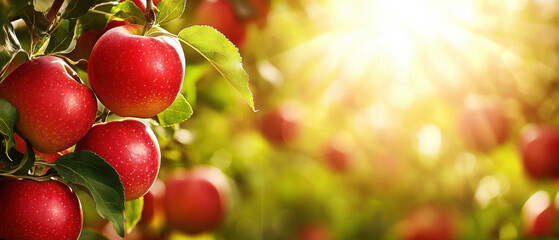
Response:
[457, 96, 509, 152]
[164, 166, 230, 234]
[296, 224, 331, 240]
[88, 24, 185, 117]
[14, 133, 72, 163]
[522, 191, 556, 236]
[399, 204, 459, 240]
[0, 177, 83, 240]
[0, 56, 97, 153]
[260, 103, 302, 145]
[519, 124, 559, 179]
[75, 119, 161, 201]
[194, 0, 247, 48]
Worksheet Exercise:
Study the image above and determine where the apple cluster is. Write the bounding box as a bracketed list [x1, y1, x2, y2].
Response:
[0, 0, 237, 239]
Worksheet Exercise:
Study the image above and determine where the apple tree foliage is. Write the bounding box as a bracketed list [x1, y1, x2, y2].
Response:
[0, 0, 254, 238]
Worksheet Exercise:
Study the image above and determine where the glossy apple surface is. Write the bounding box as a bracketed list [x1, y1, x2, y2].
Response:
[457, 96, 509, 152]
[400, 204, 459, 240]
[523, 191, 555, 236]
[0, 177, 82, 240]
[260, 103, 302, 145]
[0, 56, 97, 153]
[194, 0, 247, 47]
[88, 24, 185, 117]
[75, 119, 161, 200]
[164, 166, 230, 234]
[519, 124, 559, 179]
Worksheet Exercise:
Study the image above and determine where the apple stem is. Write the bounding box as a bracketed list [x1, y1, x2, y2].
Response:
[142, 0, 158, 35]
[46, 0, 64, 23]
[0, 172, 54, 181]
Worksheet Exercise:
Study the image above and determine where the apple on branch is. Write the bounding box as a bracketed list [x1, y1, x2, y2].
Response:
[76, 119, 161, 201]
[0, 177, 83, 240]
[88, 24, 185, 117]
[164, 166, 230, 235]
[0, 56, 97, 153]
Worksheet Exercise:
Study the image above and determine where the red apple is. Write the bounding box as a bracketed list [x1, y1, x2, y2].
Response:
[0, 177, 82, 240]
[194, 0, 247, 48]
[88, 24, 185, 117]
[67, 21, 131, 68]
[296, 224, 331, 240]
[0, 56, 97, 153]
[519, 124, 559, 179]
[164, 166, 230, 235]
[140, 179, 166, 226]
[260, 103, 302, 145]
[522, 191, 556, 236]
[14, 132, 72, 163]
[75, 119, 161, 201]
[399, 204, 459, 240]
[68, 30, 103, 63]
[457, 96, 509, 152]
[322, 138, 352, 173]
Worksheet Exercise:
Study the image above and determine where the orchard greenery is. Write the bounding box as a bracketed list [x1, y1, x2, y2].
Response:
[0, 0, 254, 238]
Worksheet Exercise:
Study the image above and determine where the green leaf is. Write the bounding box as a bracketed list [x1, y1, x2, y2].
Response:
[62, 0, 98, 19]
[157, 94, 193, 127]
[78, 229, 109, 240]
[19, 5, 50, 37]
[53, 151, 126, 238]
[0, 99, 18, 157]
[182, 62, 211, 107]
[0, 0, 31, 24]
[111, 1, 145, 25]
[78, 3, 114, 34]
[155, 0, 186, 25]
[178, 26, 256, 111]
[0, 23, 22, 76]
[125, 196, 144, 232]
[45, 18, 78, 54]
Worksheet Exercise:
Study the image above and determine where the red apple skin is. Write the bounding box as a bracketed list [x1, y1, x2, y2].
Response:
[260, 104, 302, 145]
[519, 124, 559, 179]
[0, 56, 97, 153]
[164, 166, 230, 235]
[75, 119, 161, 201]
[457, 96, 509, 152]
[67, 21, 131, 68]
[522, 191, 556, 236]
[88, 24, 185, 117]
[296, 224, 332, 240]
[194, 0, 247, 48]
[14, 132, 72, 163]
[400, 205, 459, 240]
[0, 177, 83, 240]
[140, 179, 166, 226]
